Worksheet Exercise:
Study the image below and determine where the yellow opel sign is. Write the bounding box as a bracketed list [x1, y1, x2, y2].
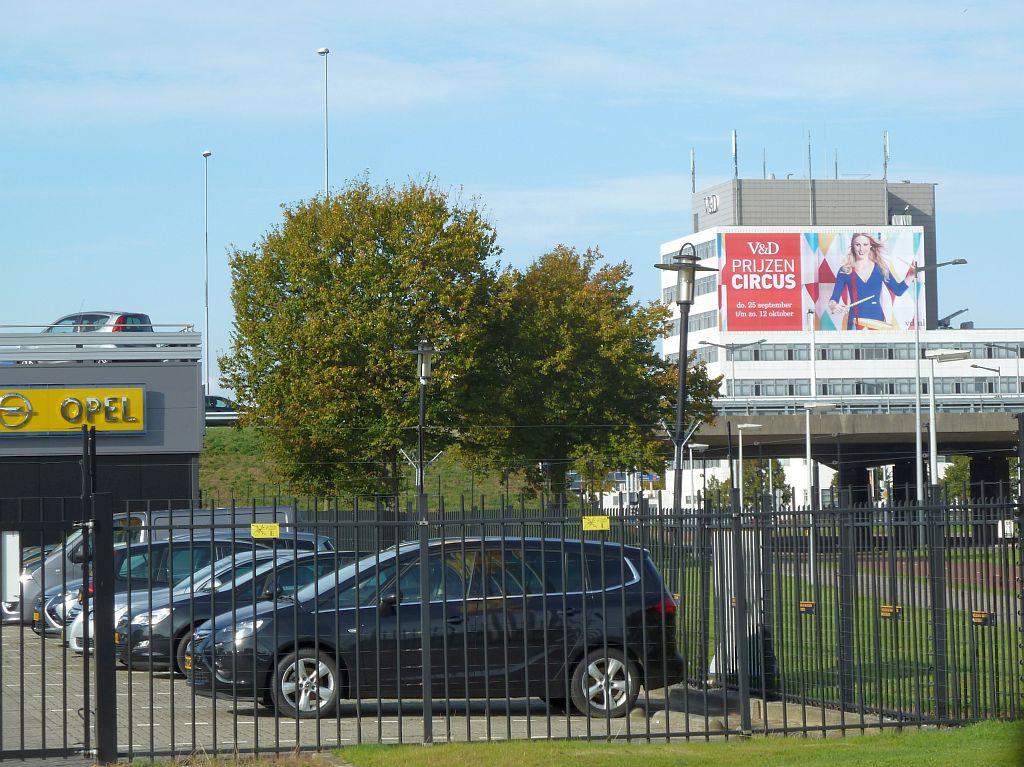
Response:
[0, 386, 146, 436]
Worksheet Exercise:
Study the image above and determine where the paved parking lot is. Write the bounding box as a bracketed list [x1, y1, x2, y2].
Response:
[1, 624, 858, 759]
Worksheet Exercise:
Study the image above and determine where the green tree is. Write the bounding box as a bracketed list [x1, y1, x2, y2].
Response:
[460, 245, 718, 494]
[220, 178, 501, 498]
[940, 455, 972, 500]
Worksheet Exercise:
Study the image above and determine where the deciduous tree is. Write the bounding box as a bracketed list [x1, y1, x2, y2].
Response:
[460, 245, 718, 495]
[220, 178, 501, 498]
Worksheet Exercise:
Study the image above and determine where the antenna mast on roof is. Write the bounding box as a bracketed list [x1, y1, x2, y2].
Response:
[690, 148, 698, 232]
[731, 130, 738, 180]
[883, 130, 890, 181]
[807, 131, 814, 225]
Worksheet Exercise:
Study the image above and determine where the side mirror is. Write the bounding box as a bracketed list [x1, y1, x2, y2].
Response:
[68, 544, 84, 564]
[379, 592, 399, 615]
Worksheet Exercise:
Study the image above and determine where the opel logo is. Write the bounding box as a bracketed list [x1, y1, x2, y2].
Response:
[0, 392, 34, 429]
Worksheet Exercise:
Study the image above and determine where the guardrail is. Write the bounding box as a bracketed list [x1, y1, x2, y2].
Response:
[0, 330, 201, 363]
[713, 394, 1024, 416]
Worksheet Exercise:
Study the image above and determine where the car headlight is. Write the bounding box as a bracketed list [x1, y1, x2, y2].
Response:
[231, 618, 265, 641]
[131, 607, 171, 626]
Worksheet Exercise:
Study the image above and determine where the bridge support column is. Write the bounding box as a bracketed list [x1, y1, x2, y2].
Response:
[839, 466, 871, 548]
[970, 453, 1010, 545]
[891, 460, 916, 549]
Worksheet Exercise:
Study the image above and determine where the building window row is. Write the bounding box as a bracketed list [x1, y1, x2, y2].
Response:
[660, 240, 717, 266]
[732, 343, 809, 362]
[732, 379, 812, 397]
[688, 310, 718, 333]
[725, 377, 1021, 397]
[661, 274, 718, 305]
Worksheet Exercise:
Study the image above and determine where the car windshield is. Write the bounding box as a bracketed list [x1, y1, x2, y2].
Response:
[211, 554, 297, 592]
[172, 550, 266, 594]
[295, 548, 400, 603]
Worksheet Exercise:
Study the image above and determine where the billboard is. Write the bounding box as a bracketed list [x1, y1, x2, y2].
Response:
[718, 229, 925, 332]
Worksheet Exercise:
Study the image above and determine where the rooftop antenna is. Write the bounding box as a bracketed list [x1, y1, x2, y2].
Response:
[762, 147, 767, 180]
[834, 149, 838, 180]
[731, 129, 738, 180]
[883, 130, 890, 181]
[690, 148, 698, 233]
[807, 131, 814, 225]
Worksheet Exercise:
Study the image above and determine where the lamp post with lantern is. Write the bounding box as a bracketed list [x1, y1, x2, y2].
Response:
[406, 338, 440, 743]
[656, 244, 717, 514]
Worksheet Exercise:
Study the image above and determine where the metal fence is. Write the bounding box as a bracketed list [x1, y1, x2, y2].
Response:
[0, 492, 1020, 760]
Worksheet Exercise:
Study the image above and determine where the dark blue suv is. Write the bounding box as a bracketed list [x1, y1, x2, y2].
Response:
[187, 537, 684, 718]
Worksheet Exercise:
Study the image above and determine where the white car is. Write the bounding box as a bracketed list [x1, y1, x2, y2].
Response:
[67, 549, 282, 655]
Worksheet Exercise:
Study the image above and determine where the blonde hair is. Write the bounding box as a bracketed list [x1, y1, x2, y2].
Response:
[839, 233, 890, 280]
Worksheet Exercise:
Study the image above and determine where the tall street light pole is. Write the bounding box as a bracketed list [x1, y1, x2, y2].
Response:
[317, 47, 330, 199]
[656, 244, 717, 514]
[925, 349, 970, 494]
[407, 338, 439, 743]
[737, 423, 762, 509]
[688, 442, 708, 509]
[913, 259, 968, 504]
[699, 338, 766, 399]
[807, 309, 817, 398]
[804, 401, 835, 586]
[202, 150, 212, 394]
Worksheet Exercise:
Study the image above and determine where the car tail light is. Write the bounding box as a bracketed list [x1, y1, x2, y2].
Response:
[112, 316, 126, 332]
[648, 596, 677, 618]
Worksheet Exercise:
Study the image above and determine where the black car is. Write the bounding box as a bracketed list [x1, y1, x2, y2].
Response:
[187, 537, 684, 718]
[117, 549, 351, 674]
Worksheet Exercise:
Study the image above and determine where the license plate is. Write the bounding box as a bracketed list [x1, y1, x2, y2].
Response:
[113, 631, 120, 643]
[184, 654, 192, 671]
[33, 611, 40, 622]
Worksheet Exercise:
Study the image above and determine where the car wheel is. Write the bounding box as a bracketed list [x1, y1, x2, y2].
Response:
[174, 631, 193, 676]
[569, 648, 639, 718]
[271, 649, 338, 719]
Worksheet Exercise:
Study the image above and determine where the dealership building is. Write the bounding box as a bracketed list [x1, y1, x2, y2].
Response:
[658, 177, 1022, 508]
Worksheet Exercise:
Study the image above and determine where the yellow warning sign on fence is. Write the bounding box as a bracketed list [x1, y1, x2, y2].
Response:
[582, 515, 610, 532]
[250, 522, 280, 539]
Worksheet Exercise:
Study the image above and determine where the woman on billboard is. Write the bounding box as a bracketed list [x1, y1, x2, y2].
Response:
[827, 233, 913, 330]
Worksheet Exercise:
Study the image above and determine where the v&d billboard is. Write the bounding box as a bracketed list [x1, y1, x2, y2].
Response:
[718, 229, 925, 332]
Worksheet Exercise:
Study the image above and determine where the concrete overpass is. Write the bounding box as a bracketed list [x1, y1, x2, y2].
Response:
[688, 397, 1022, 501]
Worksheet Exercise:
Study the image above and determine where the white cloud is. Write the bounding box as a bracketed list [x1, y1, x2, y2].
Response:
[1, 2, 1020, 125]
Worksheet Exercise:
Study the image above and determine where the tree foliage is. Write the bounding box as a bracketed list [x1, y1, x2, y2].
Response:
[222, 185, 718, 500]
[220, 178, 500, 497]
[460, 245, 718, 493]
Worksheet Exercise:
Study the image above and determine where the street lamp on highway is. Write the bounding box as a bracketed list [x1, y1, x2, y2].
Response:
[737, 423, 762, 509]
[657, 244, 717, 514]
[985, 343, 1021, 398]
[913, 259, 968, 504]
[804, 401, 835, 586]
[925, 349, 970, 491]
[202, 149, 212, 394]
[699, 338, 766, 398]
[971, 363, 1003, 409]
[317, 47, 330, 199]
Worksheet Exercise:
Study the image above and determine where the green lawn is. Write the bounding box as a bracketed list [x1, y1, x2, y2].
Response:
[664, 551, 1020, 719]
[337, 719, 1023, 767]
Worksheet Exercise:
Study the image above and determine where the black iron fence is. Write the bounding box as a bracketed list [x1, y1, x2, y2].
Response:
[0, 492, 1020, 760]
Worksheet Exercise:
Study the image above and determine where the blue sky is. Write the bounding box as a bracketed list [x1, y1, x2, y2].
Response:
[2, 2, 1021, 394]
